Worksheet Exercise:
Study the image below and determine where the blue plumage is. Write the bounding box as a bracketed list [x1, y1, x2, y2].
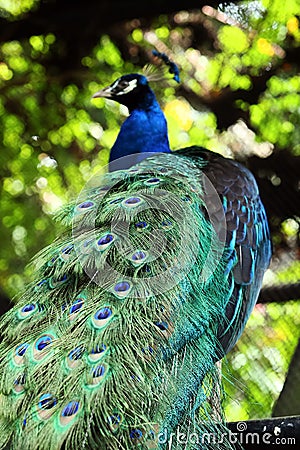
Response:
[93, 74, 170, 169]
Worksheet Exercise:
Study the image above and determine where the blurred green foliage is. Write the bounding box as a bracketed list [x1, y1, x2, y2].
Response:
[0, 0, 39, 18]
[0, 0, 299, 421]
[250, 75, 300, 148]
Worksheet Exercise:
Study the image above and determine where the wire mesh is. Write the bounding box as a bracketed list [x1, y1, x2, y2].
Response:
[224, 296, 300, 421]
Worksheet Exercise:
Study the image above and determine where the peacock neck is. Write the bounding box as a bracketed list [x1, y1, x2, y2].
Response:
[109, 93, 171, 170]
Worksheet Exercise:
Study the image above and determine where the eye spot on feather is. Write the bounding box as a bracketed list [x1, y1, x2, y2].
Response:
[15, 343, 29, 356]
[33, 334, 54, 360]
[97, 233, 115, 251]
[34, 279, 48, 291]
[68, 346, 85, 360]
[160, 219, 173, 230]
[18, 303, 37, 320]
[75, 200, 95, 214]
[144, 177, 161, 186]
[157, 167, 169, 174]
[130, 373, 142, 383]
[147, 429, 156, 441]
[109, 197, 125, 205]
[13, 373, 26, 394]
[37, 393, 57, 420]
[36, 335, 52, 351]
[113, 281, 131, 298]
[80, 238, 94, 254]
[67, 345, 85, 369]
[90, 363, 106, 385]
[49, 274, 68, 289]
[181, 195, 192, 203]
[61, 244, 73, 255]
[107, 412, 123, 432]
[92, 343, 107, 354]
[92, 307, 113, 329]
[70, 298, 84, 314]
[14, 343, 29, 365]
[122, 197, 143, 208]
[141, 346, 154, 360]
[97, 185, 111, 195]
[95, 307, 112, 320]
[60, 244, 74, 261]
[48, 254, 58, 266]
[158, 304, 165, 313]
[69, 297, 85, 321]
[130, 429, 143, 440]
[38, 393, 57, 410]
[131, 250, 147, 266]
[60, 401, 80, 426]
[22, 416, 27, 428]
[144, 264, 151, 274]
[62, 401, 79, 416]
[89, 343, 107, 362]
[190, 184, 200, 193]
[80, 200, 94, 208]
[135, 221, 148, 231]
[154, 321, 168, 331]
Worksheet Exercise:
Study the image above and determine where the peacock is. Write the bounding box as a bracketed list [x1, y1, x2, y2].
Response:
[0, 53, 271, 450]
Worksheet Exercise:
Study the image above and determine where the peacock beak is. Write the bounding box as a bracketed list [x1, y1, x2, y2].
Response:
[92, 86, 113, 99]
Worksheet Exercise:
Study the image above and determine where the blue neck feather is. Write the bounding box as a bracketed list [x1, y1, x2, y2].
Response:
[109, 89, 171, 170]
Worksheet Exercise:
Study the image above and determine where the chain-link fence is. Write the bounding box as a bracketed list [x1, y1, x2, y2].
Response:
[224, 256, 300, 421]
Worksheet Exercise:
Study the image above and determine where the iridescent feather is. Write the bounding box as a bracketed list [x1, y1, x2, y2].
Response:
[0, 56, 271, 450]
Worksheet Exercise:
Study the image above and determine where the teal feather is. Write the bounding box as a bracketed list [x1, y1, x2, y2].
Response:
[0, 66, 271, 449]
[0, 155, 229, 449]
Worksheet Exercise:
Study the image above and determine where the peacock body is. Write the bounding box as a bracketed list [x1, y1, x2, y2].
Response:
[0, 67, 271, 449]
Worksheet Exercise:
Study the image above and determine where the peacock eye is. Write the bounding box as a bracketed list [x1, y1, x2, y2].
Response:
[113, 78, 138, 96]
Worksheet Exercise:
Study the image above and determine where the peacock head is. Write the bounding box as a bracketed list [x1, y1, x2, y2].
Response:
[93, 52, 180, 114]
[92, 74, 154, 112]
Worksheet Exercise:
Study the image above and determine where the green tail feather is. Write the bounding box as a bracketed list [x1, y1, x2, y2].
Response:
[0, 154, 235, 449]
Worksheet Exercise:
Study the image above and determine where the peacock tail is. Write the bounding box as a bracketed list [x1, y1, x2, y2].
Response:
[0, 152, 244, 449]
